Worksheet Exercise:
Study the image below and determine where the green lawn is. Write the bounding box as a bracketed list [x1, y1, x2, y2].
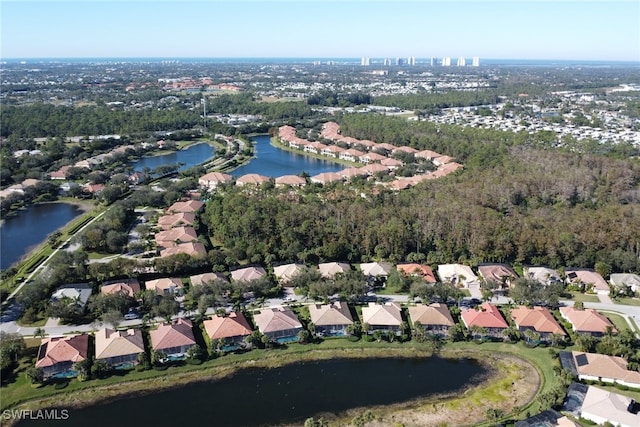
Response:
[603, 312, 632, 332]
[567, 291, 600, 303]
[614, 297, 640, 307]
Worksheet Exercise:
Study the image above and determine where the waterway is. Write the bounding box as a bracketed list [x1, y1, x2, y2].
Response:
[231, 135, 344, 177]
[129, 142, 216, 172]
[17, 356, 486, 427]
[0, 203, 84, 270]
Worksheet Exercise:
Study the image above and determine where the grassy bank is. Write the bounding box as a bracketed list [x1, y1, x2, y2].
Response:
[3, 339, 554, 426]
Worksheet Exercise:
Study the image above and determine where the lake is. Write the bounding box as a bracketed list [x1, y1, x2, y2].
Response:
[17, 356, 486, 427]
[129, 142, 216, 172]
[231, 135, 344, 177]
[0, 203, 84, 270]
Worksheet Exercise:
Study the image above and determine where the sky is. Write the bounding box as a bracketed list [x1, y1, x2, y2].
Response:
[1, 0, 639, 61]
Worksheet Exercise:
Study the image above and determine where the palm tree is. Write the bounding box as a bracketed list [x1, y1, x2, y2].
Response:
[33, 327, 45, 340]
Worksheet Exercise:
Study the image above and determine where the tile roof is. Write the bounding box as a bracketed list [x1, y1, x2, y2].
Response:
[145, 277, 183, 295]
[36, 334, 89, 368]
[189, 272, 228, 286]
[359, 262, 393, 277]
[559, 307, 616, 334]
[461, 302, 508, 329]
[510, 306, 566, 335]
[95, 328, 144, 360]
[309, 301, 354, 326]
[203, 312, 253, 340]
[273, 263, 304, 283]
[408, 303, 454, 327]
[253, 307, 302, 334]
[157, 212, 196, 230]
[160, 242, 207, 258]
[100, 279, 141, 298]
[362, 302, 403, 327]
[318, 262, 351, 278]
[565, 269, 609, 292]
[571, 352, 640, 386]
[581, 386, 640, 427]
[396, 263, 437, 283]
[231, 266, 267, 282]
[149, 318, 196, 351]
[167, 200, 204, 213]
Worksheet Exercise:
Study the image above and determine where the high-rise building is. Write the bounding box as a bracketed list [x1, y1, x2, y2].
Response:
[361, 57, 370, 66]
[430, 57, 436, 66]
[457, 57, 466, 67]
[442, 57, 451, 66]
[395, 57, 404, 66]
[383, 58, 391, 66]
[472, 57, 480, 67]
[407, 56, 416, 66]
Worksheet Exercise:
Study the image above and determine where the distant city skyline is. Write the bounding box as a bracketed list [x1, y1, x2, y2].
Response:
[1, 1, 639, 62]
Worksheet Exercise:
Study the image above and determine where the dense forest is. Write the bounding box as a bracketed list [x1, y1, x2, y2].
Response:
[202, 115, 640, 273]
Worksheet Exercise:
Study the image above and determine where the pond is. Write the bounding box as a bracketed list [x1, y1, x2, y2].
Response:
[17, 356, 487, 427]
[0, 202, 84, 270]
[231, 135, 344, 177]
[129, 142, 216, 172]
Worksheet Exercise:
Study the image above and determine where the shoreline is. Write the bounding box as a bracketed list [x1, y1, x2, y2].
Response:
[4, 347, 540, 426]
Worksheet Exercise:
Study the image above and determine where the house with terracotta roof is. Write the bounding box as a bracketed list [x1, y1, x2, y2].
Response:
[523, 266, 562, 287]
[359, 152, 387, 164]
[303, 142, 328, 154]
[361, 302, 403, 335]
[580, 386, 640, 427]
[559, 307, 616, 337]
[275, 175, 306, 187]
[318, 262, 351, 278]
[145, 277, 184, 296]
[273, 263, 304, 285]
[408, 303, 455, 336]
[149, 318, 197, 358]
[321, 145, 345, 158]
[565, 269, 610, 294]
[236, 174, 270, 187]
[477, 263, 518, 289]
[95, 328, 145, 368]
[339, 149, 365, 162]
[198, 172, 233, 191]
[231, 266, 267, 283]
[360, 163, 388, 176]
[100, 279, 141, 298]
[160, 242, 207, 258]
[189, 272, 228, 287]
[203, 312, 253, 346]
[35, 334, 90, 378]
[309, 301, 354, 336]
[253, 307, 303, 342]
[396, 263, 437, 283]
[338, 167, 368, 180]
[167, 200, 204, 214]
[154, 226, 198, 249]
[157, 212, 196, 230]
[510, 306, 566, 342]
[565, 351, 640, 389]
[310, 172, 343, 185]
[433, 155, 454, 166]
[415, 150, 441, 161]
[460, 302, 508, 339]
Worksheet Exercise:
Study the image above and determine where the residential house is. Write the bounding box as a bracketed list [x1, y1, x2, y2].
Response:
[149, 318, 197, 358]
[318, 262, 351, 278]
[35, 334, 90, 378]
[565, 351, 640, 389]
[320, 145, 345, 158]
[565, 269, 610, 294]
[236, 174, 270, 187]
[523, 266, 562, 287]
[360, 163, 388, 176]
[310, 172, 343, 185]
[477, 263, 518, 289]
[303, 142, 327, 154]
[338, 167, 368, 180]
[167, 200, 204, 214]
[361, 302, 403, 335]
[273, 263, 304, 285]
[309, 301, 354, 337]
[50, 283, 92, 308]
[437, 264, 479, 288]
[460, 302, 508, 339]
[610, 273, 640, 294]
[433, 155, 454, 166]
[359, 152, 386, 164]
[396, 263, 437, 283]
[380, 158, 403, 170]
[510, 306, 566, 342]
[198, 172, 233, 191]
[359, 262, 393, 279]
[275, 175, 306, 187]
[339, 149, 364, 162]
[95, 328, 145, 368]
[160, 242, 207, 258]
[408, 303, 455, 336]
[253, 307, 303, 342]
[580, 386, 640, 427]
[203, 312, 253, 346]
[154, 226, 198, 249]
[145, 277, 184, 296]
[231, 266, 267, 283]
[415, 150, 442, 161]
[189, 272, 228, 287]
[559, 307, 616, 337]
[100, 279, 141, 298]
[157, 212, 196, 230]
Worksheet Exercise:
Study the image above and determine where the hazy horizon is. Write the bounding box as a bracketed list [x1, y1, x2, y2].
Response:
[1, 1, 639, 62]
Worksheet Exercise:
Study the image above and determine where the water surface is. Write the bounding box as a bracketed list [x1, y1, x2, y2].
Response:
[130, 142, 215, 172]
